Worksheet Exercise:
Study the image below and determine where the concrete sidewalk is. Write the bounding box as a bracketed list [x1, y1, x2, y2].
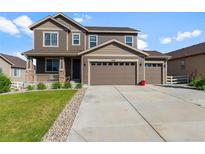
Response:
[68, 85, 205, 142]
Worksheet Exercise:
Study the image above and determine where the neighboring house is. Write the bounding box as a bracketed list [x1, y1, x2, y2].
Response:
[0, 53, 26, 82]
[167, 42, 205, 79]
[22, 13, 170, 85]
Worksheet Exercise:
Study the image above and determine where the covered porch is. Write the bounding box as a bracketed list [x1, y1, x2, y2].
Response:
[25, 56, 81, 83]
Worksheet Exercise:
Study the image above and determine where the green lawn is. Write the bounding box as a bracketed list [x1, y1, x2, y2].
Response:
[0, 90, 76, 142]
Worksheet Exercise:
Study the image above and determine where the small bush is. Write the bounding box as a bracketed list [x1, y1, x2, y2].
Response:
[189, 79, 205, 91]
[0, 73, 11, 93]
[27, 85, 34, 91]
[202, 85, 205, 91]
[195, 80, 205, 88]
[63, 82, 71, 89]
[52, 81, 62, 89]
[37, 83, 47, 90]
[75, 83, 82, 89]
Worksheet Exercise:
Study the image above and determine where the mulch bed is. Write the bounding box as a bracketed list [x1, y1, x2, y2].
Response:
[43, 88, 87, 142]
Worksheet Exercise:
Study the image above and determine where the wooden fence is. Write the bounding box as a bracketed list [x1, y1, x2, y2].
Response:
[11, 82, 24, 89]
[166, 75, 189, 84]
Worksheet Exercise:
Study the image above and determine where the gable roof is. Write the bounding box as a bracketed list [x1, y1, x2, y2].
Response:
[0, 53, 26, 69]
[0, 54, 13, 65]
[29, 13, 140, 34]
[53, 13, 88, 31]
[167, 42, 205, 60]
[85, 26, 139, 33]
[78, 39, 149, 56]
[29, 16, 70, 30]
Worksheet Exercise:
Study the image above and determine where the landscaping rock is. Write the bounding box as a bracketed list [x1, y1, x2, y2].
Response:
[43, 88, 86, 142]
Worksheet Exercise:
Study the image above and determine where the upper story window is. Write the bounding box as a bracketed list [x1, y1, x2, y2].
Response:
[12, 68, 21, 77]
[125, 36, 133, 46]
[72, 33, 80, 45]
[43, 32, 58, 47]
[89, 35, 98, 48]
[46, 58, 59, 72]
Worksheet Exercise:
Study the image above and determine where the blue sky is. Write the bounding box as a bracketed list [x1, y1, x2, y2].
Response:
[0, 12, 205, 58]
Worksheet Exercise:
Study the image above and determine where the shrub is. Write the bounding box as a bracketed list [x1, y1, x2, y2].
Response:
[27, 85, 34, 91]
[63, 82, 71, 89]
[52, 81, 62, 89]
[37, 83, 47, 90]
[0, 73, 11, 93]
[195, 80, 205, 88]
[202, 85, 205, 91]
[75, 83, 82, 89]
[189, 79, 205, 91]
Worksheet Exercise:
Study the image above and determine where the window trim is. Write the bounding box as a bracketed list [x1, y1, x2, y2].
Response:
[88, 35, 98, 48]
[124, 35, 133, 46]
[12, 68, 21, 77]
[45, 58, 60, 73]
[72, 33, 81, 46]
[43, 31, 59, 47]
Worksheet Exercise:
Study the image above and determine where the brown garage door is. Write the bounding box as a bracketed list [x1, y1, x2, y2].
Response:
[90, 61, 136, 85]
[145, 63, 162, 84]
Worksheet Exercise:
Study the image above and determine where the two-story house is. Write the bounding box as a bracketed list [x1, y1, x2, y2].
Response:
[23, 13, 170, 85]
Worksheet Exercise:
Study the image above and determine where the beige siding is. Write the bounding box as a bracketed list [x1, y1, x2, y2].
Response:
[56, 16, 86, 52]
[86, 33, 137, 49]
[168, 54, 205, 79]
[34, 29, 67, 52]
[35, 20, 63, 29]
[0, 57, 11, 77]
[11, 68, 26, 82]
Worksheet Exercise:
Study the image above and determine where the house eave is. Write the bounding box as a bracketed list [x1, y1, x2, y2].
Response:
[29, 16, 71, 31]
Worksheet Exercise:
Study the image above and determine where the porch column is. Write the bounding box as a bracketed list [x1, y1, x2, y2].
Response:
[59, 57, 66, 83]
[26, 57, 35, 82]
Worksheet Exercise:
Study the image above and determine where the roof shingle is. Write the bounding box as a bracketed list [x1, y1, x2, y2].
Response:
[0, 53, 26, 69]
[143, 50, 169, 57]
[167, 42, 205, 60]
[85, 26, 139, 33]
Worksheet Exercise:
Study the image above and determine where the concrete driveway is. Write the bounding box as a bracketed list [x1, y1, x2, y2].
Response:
[68, 85, 205, 142]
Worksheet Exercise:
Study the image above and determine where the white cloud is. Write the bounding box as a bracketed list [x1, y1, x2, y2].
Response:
[73, 14, 92, 23]
[160, 37, 172, 44]
[0, 16, 19, 35]
[137, 39, 148, 50]
[160, 29, 202, 45]
[13, 15, 33, 36]
[175, 29, 202, 41]
[138, 34, 148, 39]
[74, 17, 83, 23]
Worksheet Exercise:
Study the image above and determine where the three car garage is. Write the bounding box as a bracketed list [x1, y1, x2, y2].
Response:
[80, 40, 169, 86]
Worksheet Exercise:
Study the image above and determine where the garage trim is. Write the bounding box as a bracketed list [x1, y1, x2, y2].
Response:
[88, 59, 139, 85]
[145, 60, 165, 84]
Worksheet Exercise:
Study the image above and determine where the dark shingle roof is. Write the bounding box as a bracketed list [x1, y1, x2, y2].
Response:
[143, 50, 164, 56]
[167, 42, 205, 60]
[143, 50, 166, 56]
[0, 53, 26, 69]
[85, 26, 139, 32]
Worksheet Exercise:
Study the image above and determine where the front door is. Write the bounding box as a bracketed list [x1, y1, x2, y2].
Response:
[72, 59, 81, 80]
